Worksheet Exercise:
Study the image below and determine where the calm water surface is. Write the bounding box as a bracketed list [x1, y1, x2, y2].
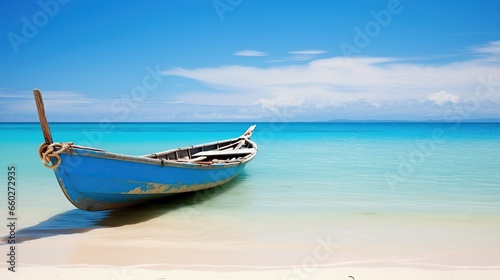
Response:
[1, 122, 499, 258]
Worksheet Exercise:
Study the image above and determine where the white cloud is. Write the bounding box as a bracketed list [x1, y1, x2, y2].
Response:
[471, 41, 500, 55]
[158, 41, 500, 120]
[0, 89, 155, 122]
[255, 97, 304, 110]
[163, 100, 186, 104]
[0, 93, 33, 98]
[469, 41, 500, 64]
[164, 41, 500, 109]
[371, 102, 381, 109]
[427, 90, 460, 105]
[269, 49, 327, 62]
[289, 50, 327, 55]
[233, 50, 269, 57]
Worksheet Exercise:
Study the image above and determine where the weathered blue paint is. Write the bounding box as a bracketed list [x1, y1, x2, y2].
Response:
[51, 140, 256, 211]
[34, 88, 257, 211]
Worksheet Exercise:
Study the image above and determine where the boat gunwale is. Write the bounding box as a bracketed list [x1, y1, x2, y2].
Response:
[58, 137, 258, 169]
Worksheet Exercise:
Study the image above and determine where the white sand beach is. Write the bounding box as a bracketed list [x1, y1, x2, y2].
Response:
[1, 265, 500, 280]
[2, 209, 500, 280]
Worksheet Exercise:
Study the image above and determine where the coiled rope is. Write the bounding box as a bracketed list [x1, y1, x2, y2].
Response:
[38, 142, 73, 169]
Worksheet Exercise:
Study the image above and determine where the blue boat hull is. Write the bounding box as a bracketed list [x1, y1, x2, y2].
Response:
[53, 147, 250, 211]
[33, 88, 257, 211]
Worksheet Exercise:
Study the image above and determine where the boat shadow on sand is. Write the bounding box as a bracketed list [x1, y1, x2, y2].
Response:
[1, 175, 245, 245]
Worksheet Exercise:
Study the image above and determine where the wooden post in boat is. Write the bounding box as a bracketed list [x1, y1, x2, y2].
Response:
[241, 125, 256, 139]
[33, 89, 53, 144]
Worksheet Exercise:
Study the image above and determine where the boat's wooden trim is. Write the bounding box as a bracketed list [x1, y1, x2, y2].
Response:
[192, 148, 254, 158]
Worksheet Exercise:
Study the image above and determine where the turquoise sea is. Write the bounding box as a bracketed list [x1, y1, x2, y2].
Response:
[1, 122, 500, 267]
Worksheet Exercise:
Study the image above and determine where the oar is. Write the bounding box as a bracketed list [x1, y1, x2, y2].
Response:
[33, 89, 53, 144]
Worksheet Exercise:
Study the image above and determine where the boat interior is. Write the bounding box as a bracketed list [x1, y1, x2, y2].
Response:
[144, 138, 256, 164]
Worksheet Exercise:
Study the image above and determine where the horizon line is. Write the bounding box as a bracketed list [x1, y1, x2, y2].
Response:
[2, 119, 500, 124]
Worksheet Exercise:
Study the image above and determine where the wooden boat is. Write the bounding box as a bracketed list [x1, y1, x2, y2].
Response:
[33, 89, 258, 211]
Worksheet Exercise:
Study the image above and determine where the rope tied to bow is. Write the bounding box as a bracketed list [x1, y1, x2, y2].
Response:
[38, 142, 73, 169]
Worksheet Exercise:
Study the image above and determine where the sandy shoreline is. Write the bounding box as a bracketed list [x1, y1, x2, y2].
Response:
[1, 265, 499, 280]
[2, 228, 500, 279]
[2, 205, 500, 279]
[5, 220, 500, 267]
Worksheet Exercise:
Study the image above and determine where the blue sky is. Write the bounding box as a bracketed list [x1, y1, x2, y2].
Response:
[1, 0, 499, 121]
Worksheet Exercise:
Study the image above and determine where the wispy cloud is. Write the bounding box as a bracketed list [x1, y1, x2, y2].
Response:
[255, 96, 304, 109]
[0, 90, 120, 121]
[269, 49, 327, 63]
[470, 41, 500, 61]
[289, 50, 327, 55]
[233, 50, 269, 57]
